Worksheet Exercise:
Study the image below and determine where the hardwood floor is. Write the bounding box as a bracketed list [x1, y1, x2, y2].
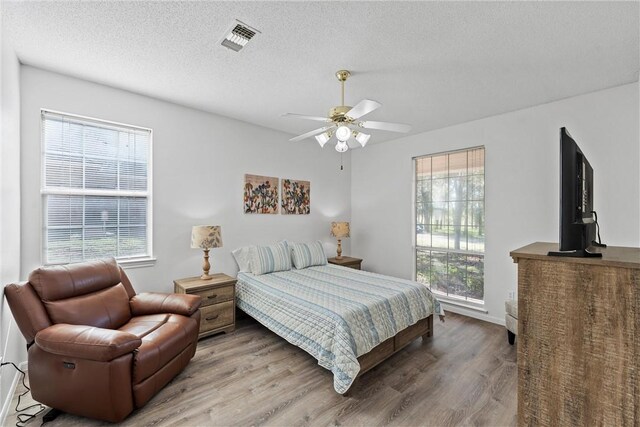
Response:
[6, 312, 517, 427]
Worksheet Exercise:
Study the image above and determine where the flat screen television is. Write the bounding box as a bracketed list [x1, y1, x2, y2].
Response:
[548, 127, 603, 257]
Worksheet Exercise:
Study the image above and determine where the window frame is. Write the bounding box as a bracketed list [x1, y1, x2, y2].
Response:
[40, 109, 155, 267]
[412, 146, 485, 307]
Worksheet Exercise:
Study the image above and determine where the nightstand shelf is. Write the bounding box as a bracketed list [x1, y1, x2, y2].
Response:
[327, 256, 362, 270]
[174, 273, 236, 339]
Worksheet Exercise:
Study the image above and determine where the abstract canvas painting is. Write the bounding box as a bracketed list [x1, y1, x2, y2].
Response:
[281, 178, 310, 215]
[244, 174, 279, 214]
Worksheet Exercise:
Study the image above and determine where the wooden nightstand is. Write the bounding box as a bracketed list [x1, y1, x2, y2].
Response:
[174, 273, 236, 339]
[327, 256, 362, 270]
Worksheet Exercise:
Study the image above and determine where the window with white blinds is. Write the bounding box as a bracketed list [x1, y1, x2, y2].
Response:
[42, 110, 152, 264]
[414, 147, 485, 304]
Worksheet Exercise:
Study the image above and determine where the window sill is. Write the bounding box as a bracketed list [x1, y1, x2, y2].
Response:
[118, 257, 157, 269]
[438, 298, 488, 314]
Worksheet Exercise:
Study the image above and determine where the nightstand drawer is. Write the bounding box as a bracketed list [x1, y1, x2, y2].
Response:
[199, 300, 234, 333]
[193, 285, 234, 307]
[174, 273, 236, 339]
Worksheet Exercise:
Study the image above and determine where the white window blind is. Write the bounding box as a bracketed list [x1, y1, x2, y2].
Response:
[42, 110, 152, 264]
[414, 147, 485, 304]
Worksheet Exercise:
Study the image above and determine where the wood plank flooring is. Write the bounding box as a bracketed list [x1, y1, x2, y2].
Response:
[5, 312, 516, 427]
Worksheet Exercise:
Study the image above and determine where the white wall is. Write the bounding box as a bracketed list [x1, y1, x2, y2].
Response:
[0, 39, 26, 420]
[351, 83, 640, 324]
[6, 65, 640, 396]
[20, 66, 351, 291]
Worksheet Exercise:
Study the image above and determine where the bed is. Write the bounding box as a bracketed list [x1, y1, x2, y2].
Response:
[236, 263, 444, 394]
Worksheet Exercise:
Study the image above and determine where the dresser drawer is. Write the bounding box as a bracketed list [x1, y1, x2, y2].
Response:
[199, 300, 234, 333]
[192, 285, 234, 307]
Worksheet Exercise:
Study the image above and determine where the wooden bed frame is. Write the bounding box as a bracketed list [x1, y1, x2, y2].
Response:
[356, 314, 434, 378]
[236, 308, 435, 393]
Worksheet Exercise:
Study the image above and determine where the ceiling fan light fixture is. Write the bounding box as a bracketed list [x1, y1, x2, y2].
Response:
[335, 140, 349, 153]
[315, 133, 330, 147]
[335, 125, 351, 142]
[355, 132, 371, 147]
[282, 69, 412, 156]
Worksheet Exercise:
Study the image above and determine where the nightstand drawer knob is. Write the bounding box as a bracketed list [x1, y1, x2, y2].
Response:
[205, 314, 220, 321]
[207, 294, 218, 299]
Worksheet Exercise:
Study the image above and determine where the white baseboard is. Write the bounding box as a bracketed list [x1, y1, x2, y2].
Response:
[0, 360, 28, 427]
[441, 302, 505, 326]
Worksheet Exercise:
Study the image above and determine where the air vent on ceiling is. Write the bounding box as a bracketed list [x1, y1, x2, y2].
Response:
[221, 20, 260, 52]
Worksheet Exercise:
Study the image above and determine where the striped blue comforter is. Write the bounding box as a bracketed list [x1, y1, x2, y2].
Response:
[236, 264, 444, 393]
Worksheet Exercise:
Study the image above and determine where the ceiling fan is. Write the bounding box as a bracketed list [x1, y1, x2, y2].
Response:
[282, 70, 412, 152]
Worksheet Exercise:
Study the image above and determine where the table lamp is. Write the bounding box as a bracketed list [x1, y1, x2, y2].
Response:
[330, 222, 350, 259]
[191, 225, 222, 280]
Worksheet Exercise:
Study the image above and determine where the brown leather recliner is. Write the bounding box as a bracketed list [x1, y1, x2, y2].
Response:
[4, 258, 202, 422]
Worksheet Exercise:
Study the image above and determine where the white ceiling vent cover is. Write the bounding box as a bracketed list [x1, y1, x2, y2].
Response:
[221, 20, 260, 52]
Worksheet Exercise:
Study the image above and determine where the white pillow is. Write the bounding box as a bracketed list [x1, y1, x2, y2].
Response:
[250, 241, 292, 275]
[290, 241, 327, 269]
[231, 246, 252, 272]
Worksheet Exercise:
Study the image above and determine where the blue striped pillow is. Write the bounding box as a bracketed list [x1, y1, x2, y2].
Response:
[250, 241, 292, 275]
[290, 241, 327, 269]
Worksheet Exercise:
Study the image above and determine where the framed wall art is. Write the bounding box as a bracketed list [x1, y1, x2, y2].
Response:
[281, 178, 310, 215]
[244, 174, 279, 214]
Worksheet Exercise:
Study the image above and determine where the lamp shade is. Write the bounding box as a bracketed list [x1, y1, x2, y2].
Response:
[355, 132, 371, 147]
[315, 133, 330, 147]
[330, 222, 350, 238]
[335, 125, 351, 142]
[335, 141, 348, 153]
[191, 225, 223, 249]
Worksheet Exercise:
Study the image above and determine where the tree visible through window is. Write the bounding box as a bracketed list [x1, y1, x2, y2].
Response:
[414, 147, 485, 303]
[42, 110, 152, 264]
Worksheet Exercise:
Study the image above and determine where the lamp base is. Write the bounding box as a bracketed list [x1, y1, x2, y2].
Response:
[201, 249, 212, 281]
[336, 239, 343, 259]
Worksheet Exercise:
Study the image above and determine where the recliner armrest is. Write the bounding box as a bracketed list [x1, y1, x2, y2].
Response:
[130, 293, 201, 317]
[35, 324, 142, 362]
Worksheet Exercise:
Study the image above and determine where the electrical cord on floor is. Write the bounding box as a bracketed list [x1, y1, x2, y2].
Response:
[0, 362, 46, 427]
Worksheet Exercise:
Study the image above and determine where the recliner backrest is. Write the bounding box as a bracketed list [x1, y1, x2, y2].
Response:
[29, 258, 133, 329]
[29, 258, 122, 301]
[5, 258, 139, 344]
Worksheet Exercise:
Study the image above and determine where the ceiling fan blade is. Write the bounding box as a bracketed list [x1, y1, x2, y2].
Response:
[289, 126, 334, 142]
[345, 99, 381, 120]
[282, 113, 330, 122]
[360, 120, 412, 133]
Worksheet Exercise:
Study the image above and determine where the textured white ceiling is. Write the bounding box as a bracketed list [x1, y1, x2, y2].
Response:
[2, 1, 638, 144]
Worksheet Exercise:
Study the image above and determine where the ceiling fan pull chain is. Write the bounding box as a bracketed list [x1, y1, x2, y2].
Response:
[340, 152, 344, 171]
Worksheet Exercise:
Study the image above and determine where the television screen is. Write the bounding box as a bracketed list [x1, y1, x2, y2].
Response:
[549, 127, 601, 257]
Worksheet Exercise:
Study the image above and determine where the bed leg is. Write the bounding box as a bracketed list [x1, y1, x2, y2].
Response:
[422, 315, 434, 339]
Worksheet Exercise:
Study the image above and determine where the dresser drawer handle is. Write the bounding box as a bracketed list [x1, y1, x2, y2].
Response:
[205, 314, 219, 321]
[207, 294, 218, 299]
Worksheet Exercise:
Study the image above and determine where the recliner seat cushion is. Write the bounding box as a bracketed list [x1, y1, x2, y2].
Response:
[118, 314, 170, 339]
[131, 314, 198, 384]
[44, 283, 132, 329]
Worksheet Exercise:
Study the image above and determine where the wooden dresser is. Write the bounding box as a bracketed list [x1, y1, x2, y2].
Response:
[327, 256, 362, 270]
[511, 242, 639, 426]
[174, 273, 236, 339]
